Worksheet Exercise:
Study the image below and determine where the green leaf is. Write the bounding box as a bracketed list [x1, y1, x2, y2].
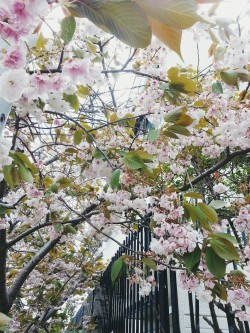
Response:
[210, 238, 239, 260]
[198, 202, 218, 223]
[110, 169, 121, 190]
[175, 113, 194, 127]
[212, 81, 223, 94]
[63, 225, 77, 234]
[209, 200, 228, 209]
[35, 32, 48, 49]
[123, 152, 145, 170]
[213, 281, 228, 301]
[168, 67, 196, 94]
[183, 202, 198, 222]
[74, 130, 83, 145]
[136, 150, 155, 162]
[56, 177, 71, 188]
[0, 313, 11, 326]
[70, 1, 152, 48]
[77, 85, 90, 97]
[167, 124, 191, 136]
[111, 258, 124, 283]
[147, 128, 160, 143]
[184, 192, 203, 200]
[194, 205, 212, 231]
[3, 165, 15, 189]
[205, 247, 226, 279]
[183, 246, 201, 272]
[164, 106, 183, 123]
[235, 69, 250, 82]
[245, 194, 250, 203]
[211, 232, 238, 244]
[162, 130, 179, 139]
[142, 257, 157, 271]
[149, 18, 182, 58]
[13, 152, 38, 173]
[136, 0, 202, 29]
[61, 16, 76, 44]
[63, 93, 79, 111]
[92, 148, 105, 160]
[220, 70, 238, 86]
[18, 164, 33, 183]
[54, 223, 62, 233]
[86, 40, 97, 54]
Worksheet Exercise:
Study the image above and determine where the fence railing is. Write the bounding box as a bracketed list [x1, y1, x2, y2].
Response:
[92, 226, 180, 333]
[91, 226, 250, 333]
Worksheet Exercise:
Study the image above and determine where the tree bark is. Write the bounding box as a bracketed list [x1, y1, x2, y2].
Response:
[0, 229, 9, 314]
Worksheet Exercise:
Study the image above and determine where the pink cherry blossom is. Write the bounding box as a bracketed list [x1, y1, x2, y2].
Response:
[62, 58, 92, 84]
[1, 44, 26, 69]
[0, 68, 29, 102]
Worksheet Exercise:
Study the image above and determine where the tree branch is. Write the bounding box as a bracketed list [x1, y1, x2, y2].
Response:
[180, 148, 250, 191]
[0, 230, 9, 313]
[7, 237, 61, 311]
[7, 204, 100, 248]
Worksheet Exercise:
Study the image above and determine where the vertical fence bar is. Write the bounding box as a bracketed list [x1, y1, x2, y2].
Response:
[129, 232, 132, 333]
[170, 269, 180, 333]
[132, 232, 136, 333]
[118, 247, 123, 333]
[154, 270, 160, 333]
[158, 270, 170, 333]
[123, 237, 128, 333]
[188, 292, 196, 333]
[195, 298, 200, 333]
[140, 227, 144, 333]
[136, 230, 140, 333]
[144, 226, 149, 333]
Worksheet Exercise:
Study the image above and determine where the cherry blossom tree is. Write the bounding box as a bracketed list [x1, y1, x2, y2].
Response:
[0, 0, 250, 332]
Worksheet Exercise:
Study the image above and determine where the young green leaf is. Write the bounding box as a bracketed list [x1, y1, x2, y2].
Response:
[110, 169, 121, 190]
[164, 106, 183, 123]
[209, 200, 228, 209]
[210, 238, 239, 261]
[212, 81, 223, 94]
[213, 281, 228, 301]
[183, 246, 201, 272]
[123, 152, 145, 170]
[184, 192, 203, 200]
[92, 148, 105, 160]
[142, 257, 157, 271]
[136, 0, 202, 29]
[167, 125, 191, 136]
[3, 165, 15, 189]
[205, 247, 226, 279]
[220, 70, 238, 86]
[111, 258, 125, 284]
[147, 128, 160, 143]
[63, 93, 79, 111]
[61, 16, 76, 44]
[0, 312, 11, 326]
[69, 1, 152, 48]
[149, 18, 183, 58]
[198, 202, 218, 223]
[18, 164, 33, 184]
[74, 130, 83, 145]
[211, 232, 238, 244]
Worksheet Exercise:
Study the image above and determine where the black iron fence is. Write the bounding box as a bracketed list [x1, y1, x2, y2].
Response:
[91, 226, 250, 333]
[92, 226, 180, 333]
